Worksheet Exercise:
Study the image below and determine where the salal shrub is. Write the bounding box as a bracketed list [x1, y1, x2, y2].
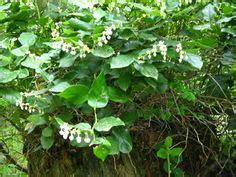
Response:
[0, 0, 235, 173]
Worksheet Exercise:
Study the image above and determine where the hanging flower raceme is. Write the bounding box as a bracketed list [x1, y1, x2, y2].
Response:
[77, 40, 90, 58]
[138, 41, 168, 61]
[97, 25, 116, 46]
[58, 123, 92, 144]
[176, 43, 186, 63]
[157, 41, 167, 60]
[59, 123, 70, 140]
[15, 92, 40, 113]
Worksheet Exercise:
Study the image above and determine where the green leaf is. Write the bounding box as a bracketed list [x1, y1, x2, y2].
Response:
[92, 45, 115, 58]
[165, 136, 173, 148]
[21, 56, 41, 69]
[40, 136, 54, 150]
[118, 28, 135, 40]
[221, 28, 236, 37]
[0, 68, 18, 83]
[184, 53, 203, 69]
[0, 88, 21, 105]
[42, 127, 53, 137]
[74, 123, 91, 130]
[93, 8, 107, 21]
[170, 148, 183, 157]
[11, 46, 28, 56]
[139, 63, 158, 80]
[107, 136, 120, 155]
[17, 68, 29, 78]
[95, 116, 125, 132]
[49, 82, 71, 93]
[88, 72, 109, 108]
[28, 115, 47, 126]
[157, 148, 168, 159]
[0, 98, 9, 107]
[202, 4, 216, 21]
[59, 84, 89, 106]
[59, 54, 76, 68]
[110, 54, 135, 69]
[117, 72, 132, 91]
[18, 32, 37, 46]
[93, 140, 111, 161]
[108, 86, 129, 103]
[193, 23, 211, 31]
[120, 111, 138, 125]
[112, 127, 132, 153]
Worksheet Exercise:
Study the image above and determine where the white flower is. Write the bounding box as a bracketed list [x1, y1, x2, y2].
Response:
[97, 25, 116, 46]
[98, 42, 103, 46]
[59, 123, 70, 140]
[84, 133, 90, 143]
[76, 135, 82, 143]
[55, 21, 62, 29]
[176, 43, 185, 63]
[176, 43, 182, 53]
[70, 48, 77, 55]
[157, 41, 167, 60]
[51, 29, 59, 39]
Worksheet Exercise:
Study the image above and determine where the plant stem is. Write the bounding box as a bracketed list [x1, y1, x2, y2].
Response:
[34, 0, 41, 19]
[92, 108, 97, 130]
[167, 153, 171, 177]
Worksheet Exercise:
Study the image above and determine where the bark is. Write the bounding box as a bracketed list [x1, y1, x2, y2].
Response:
[24, 131, 159, 177]
[27, 148, 148, 177]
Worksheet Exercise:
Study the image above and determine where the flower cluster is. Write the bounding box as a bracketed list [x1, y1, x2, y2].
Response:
[157, 41, 167, 60]
[77, 40, 90, 58]
[179, 0, 193, 6]
[214, 114, 233, 136]
[51, 29, 60, 40]
[59, 123, 91, 144]
[16, 92, 44, 114]
[16, 93, 36, 113]
[98, 25, 116, 46]
[176, 43, 185, 63]
[52, 41, 77, 56]
[138, 41, 167, 60]
[55, 21, 62, 29]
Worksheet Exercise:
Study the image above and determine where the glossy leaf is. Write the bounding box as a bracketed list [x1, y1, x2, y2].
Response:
[140, 63, 158, 80]
[18, 32, 37, 46]
[112, 127, 132, 153]
[59, 84, 89, 106]
[88, 72, 109, 108]
[108, 86, 129, 103]
[0, 68, 18, 83]
[95, 116, 125, 132]
[92, 45, 115, 58]
[110, 54, 135, 69]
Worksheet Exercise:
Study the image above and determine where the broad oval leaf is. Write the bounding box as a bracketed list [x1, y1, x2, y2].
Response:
[108, 86, 129, 103]
[18, 32, 37, 46]
[157, 148, 168, 159]
[184, 53, 203, 69]
[112, 127, 132, 153]
[95, 116, 125, 132]
[93, 139, 111, 161]
[42, 127, 53, 137]
[110, 54, 135, 69]
[139, 63, 158, 80]
[92, 45, 115, 58]
[40, 136, 54, 150]
[0, 68, 18, 83]
[11, 46, 28, 57]
[88, 72, 109, 108]
[59, 84, 89, 106]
